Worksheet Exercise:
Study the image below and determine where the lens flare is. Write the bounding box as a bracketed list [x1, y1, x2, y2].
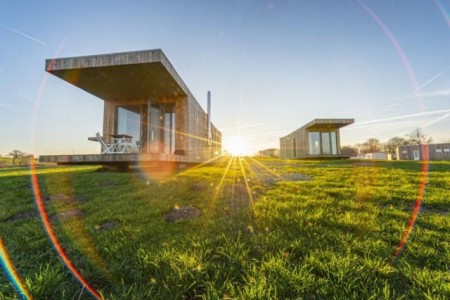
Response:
[203, 156, 234, 225]
[238, 157, 255, 210]
[0, 238, 32, 300]
[436, 0, 450, 28]
[224, 136, 249, 156]
[358, 0, 429, 260]
[393, 145, 429, 258]
[30, 158, 102, 299]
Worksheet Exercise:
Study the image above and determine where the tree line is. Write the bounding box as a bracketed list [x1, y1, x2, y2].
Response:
[3, 150, 34, 166]
[341, 128, 433, 156]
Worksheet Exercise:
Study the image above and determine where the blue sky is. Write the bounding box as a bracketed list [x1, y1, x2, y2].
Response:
[1, 0, 449, 156]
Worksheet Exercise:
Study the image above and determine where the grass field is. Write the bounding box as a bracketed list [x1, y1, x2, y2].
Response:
[1, 157, 449, 299]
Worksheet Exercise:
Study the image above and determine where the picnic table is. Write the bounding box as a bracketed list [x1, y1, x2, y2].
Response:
[110, 134, 133, 153]
[88, 133, 134, 153]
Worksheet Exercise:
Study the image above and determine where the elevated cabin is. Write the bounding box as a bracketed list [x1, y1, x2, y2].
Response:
[397, 143, 450, 161]
[280, 119, 354, 159]
[39, 49, 221, 167]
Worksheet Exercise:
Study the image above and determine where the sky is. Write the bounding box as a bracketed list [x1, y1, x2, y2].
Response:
[0, 0, 450, 156]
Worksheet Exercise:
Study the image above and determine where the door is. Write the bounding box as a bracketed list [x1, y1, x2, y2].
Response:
[413, 149, 420, 161]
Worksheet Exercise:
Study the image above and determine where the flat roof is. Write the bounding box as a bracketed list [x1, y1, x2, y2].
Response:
[302, 118, 354, 130]
[45, 49, 190, 100]
[281, 118, 354, 139]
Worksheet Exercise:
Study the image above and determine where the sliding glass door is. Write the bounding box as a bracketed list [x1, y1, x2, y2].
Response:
[308, 131, 338, 155]
[149, 104, 176, 154]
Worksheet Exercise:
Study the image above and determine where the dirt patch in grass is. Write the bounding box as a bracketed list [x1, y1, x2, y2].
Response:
[42, 194, 91, 203]
[95, 221, 120, 231]
[50, 209, 83, 222]
[4, 210, 37, 222]
[420, 205, 449, 216]
[248, 161, 311, 187]
[18, 182, 33, 189]
[165, 206, 201, 222]
[97, 180, 115, 188]
[191, 183, 204, 192]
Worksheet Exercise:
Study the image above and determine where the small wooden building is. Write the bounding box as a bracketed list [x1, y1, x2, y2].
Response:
[258, 148, 279, 158]
[39, 49, 221, 167]
[280, 119, 354, 159]
[397, 143, 450, 161]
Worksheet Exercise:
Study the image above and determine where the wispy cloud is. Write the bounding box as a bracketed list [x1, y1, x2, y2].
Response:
[421, 112, 450, 128]
[15, 93, 36, 102]
[332, 102, 408, 116]
[419, 89, 450, 98]
[0, 103, 13, 108]
[333, 88, 450, 117]
[347, 109, 450, 132]
[413, 66, 450, 93]
[348, 120, 418, 131]
[0, 24, 45, 45]
[352, 109, 450, 126]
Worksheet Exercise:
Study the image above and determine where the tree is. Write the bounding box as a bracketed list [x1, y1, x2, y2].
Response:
[7, 150, 32, 166]
[383, 137, 407, 154]
[340, 145, 358, 157]
[359, 138, 382, 154]
[406, 128, 432, 145]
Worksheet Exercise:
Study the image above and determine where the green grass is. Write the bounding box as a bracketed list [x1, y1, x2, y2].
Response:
[1, 158, 449, 299]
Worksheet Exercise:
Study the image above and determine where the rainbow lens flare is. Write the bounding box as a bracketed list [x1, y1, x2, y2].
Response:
[0, 237, 32, 300]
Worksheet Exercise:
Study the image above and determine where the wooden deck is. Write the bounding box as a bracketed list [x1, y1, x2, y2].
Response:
[39, 153, 190, 165]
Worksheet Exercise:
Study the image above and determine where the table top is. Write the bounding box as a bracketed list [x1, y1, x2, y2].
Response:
[110, 134, 133, 139]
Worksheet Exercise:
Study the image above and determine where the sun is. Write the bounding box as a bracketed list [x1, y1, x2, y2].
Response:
[224, 136, 250, 156]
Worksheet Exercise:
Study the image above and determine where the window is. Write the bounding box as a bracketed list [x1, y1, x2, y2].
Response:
[150, 104, 176, 154]
[321, 132, 331, 154]
[308, 131, 338, 155]
[308, 132, 320, 155]
[330, 132, 337, 154]
[150, 106, 161, 153]
[117, 106, 140, 142]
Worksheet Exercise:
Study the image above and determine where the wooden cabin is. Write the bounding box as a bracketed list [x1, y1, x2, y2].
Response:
[280, 119, 354, 159]
[39, 49, 221, 168]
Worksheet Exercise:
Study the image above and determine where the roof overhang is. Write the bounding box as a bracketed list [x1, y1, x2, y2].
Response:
[303, 118, 354, 131]
[45, 49, 189, 100]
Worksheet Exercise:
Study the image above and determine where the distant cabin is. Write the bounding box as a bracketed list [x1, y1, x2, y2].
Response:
[356, 152, 388, 160]
[397, 143, 450, 161]
[258, 148, 279, 158]
[39, 49, 221, 168]
[280, 119, 354, 159]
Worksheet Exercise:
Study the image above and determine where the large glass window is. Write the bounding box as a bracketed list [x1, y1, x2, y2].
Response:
[117, 106, 140, 143]
[308, 132, 320, 155]
[150, 104, 176, 154]
[331, 132, 337, 154]
[308, 131, 338, 155]
[150, 106, 162, 153]
[321, 132, 331, 154]
[164, 111, 176, 154]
